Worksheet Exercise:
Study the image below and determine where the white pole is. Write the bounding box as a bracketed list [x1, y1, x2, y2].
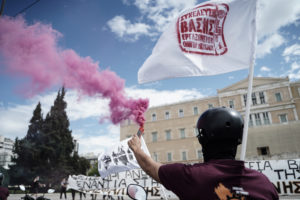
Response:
[239, 63, 254, 161]
[240, 0, 257, 161]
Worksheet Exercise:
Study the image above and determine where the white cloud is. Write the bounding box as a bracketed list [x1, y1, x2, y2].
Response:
[260, 66, 271, 72]
[73, 124, 121, 155]
[107, 16, 151, 42]
[257, 0, 300, 40]
[0, 104, 33, 139]
[256, 33, 285, 58]
[107, 0, 197, 40]
[75, 133, 119, 155]
[29, 90, 110, 121]
[282, 62, 300, 80]
[282, 44, 300, 63]
[125, 87, 205, 107]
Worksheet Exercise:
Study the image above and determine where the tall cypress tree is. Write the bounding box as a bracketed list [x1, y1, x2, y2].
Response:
[42, 87, 74, 173]
[10, 88, 90, 185]
[26, 102, 43, 141]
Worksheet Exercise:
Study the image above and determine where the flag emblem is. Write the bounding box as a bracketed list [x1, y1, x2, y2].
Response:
[177, 3, 229, 56]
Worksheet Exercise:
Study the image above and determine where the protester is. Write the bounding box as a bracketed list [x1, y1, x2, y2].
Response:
[79, 191, 86, 200]
[32, 176, 42, 197]
[60, 177, 68, 199]
[71, 189, 76, 200]
[0, 173, 9, 200]
[90, 193, 97, 200]
[128, 107, 279, 200]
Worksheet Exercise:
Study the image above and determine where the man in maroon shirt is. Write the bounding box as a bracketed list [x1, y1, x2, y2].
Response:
[0, 173, 9, 200]
[128, 107, 279, 200]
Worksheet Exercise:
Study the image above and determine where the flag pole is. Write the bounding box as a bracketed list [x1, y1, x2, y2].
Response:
[239, 61, 254, 161]
[240, 1, 257, 160]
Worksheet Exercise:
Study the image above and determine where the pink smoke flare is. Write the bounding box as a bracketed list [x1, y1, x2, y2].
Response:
[0, 16, 148, 126]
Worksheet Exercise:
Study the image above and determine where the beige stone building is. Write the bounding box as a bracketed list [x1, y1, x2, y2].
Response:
[120, 77, 300, 163]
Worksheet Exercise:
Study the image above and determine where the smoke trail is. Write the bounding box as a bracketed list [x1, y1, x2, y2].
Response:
[0, 16, 148, 126]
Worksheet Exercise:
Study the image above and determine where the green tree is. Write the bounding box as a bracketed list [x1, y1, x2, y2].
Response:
[69, 153, 91, 175]
[9, 102, 45, 185]
[26, 102, 43, 141]
[40, 88, 75, 179]
[9, 88, 90, 185]
[87, 162, 100, 176]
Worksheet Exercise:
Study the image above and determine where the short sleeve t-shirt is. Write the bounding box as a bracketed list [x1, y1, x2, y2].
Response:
[158, 159, 278, 200]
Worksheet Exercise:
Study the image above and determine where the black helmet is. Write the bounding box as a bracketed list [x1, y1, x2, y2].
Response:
[197, 107, 244, 145]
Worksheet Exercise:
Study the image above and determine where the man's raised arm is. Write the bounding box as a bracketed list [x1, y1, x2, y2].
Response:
[128, 134, 162, 183]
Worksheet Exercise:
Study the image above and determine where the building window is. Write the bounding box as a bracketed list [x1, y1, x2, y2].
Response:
[165, 111, 170, 119]
[126, 135, 131, 138]
[152, 132, 157, 142]
[259, 92, 265, 104]
[180, 128, 185, 139]
[275, 92, 282, 102]
[179, 109, 184, 117]
[298, 87, 300, 96]
[279, 114, 288, 123]
[252, 93, 257, 105]
[257, 146, 270, 156]
[249, 115, 253, 127]
[229, 100, 234, 108]
[152, 113, 157, 121]
[262, 112, 270, 125]
[127, 119, 131, 125]
[194, 127, 199, 136]
[165, 130, 171, 141]
[153, 152, 158, 162]
[243, 94, 247, 106]
[193, 107, 198, 115]
[208, 104, 213, 108]
[197, 150, 203, 159]
[167, 152, 172, 162]
[254, 113, 261, 126]
[182, 151, 187, 161]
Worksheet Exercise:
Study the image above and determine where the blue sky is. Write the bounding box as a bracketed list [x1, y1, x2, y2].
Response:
[0, 0, 300, 155]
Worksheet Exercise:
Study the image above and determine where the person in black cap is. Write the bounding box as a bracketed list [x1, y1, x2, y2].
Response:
[128, 107, 279, 200]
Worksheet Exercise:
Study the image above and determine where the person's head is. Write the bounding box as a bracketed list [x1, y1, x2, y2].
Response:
[196, 107, 244, 162]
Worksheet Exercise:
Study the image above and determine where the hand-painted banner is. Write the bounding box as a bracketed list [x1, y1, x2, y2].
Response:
[67, 170, 178, 199]
[245, 159, 300, 196]
[69, 160, 299, 197]
[98, 136, 150, 178]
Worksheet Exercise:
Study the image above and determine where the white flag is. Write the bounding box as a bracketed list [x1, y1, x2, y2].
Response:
[98, 137, 150, 178]
[138, 0, 257, 83]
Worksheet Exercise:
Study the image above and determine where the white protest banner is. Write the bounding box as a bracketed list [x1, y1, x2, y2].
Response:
[98, 136, 150, 178]
[67, 170, 178, 199]
[138, 0, 257, 84]
[245, 159, 300, 196]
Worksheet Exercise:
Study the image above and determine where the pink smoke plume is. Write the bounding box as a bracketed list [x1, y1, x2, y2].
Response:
[0, 16, 148, 126]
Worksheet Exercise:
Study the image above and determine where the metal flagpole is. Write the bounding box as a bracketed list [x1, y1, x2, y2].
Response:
[240, 1, 257, 160]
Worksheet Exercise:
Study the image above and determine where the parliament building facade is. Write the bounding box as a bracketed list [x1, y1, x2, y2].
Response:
[120, 77, 300, 163]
